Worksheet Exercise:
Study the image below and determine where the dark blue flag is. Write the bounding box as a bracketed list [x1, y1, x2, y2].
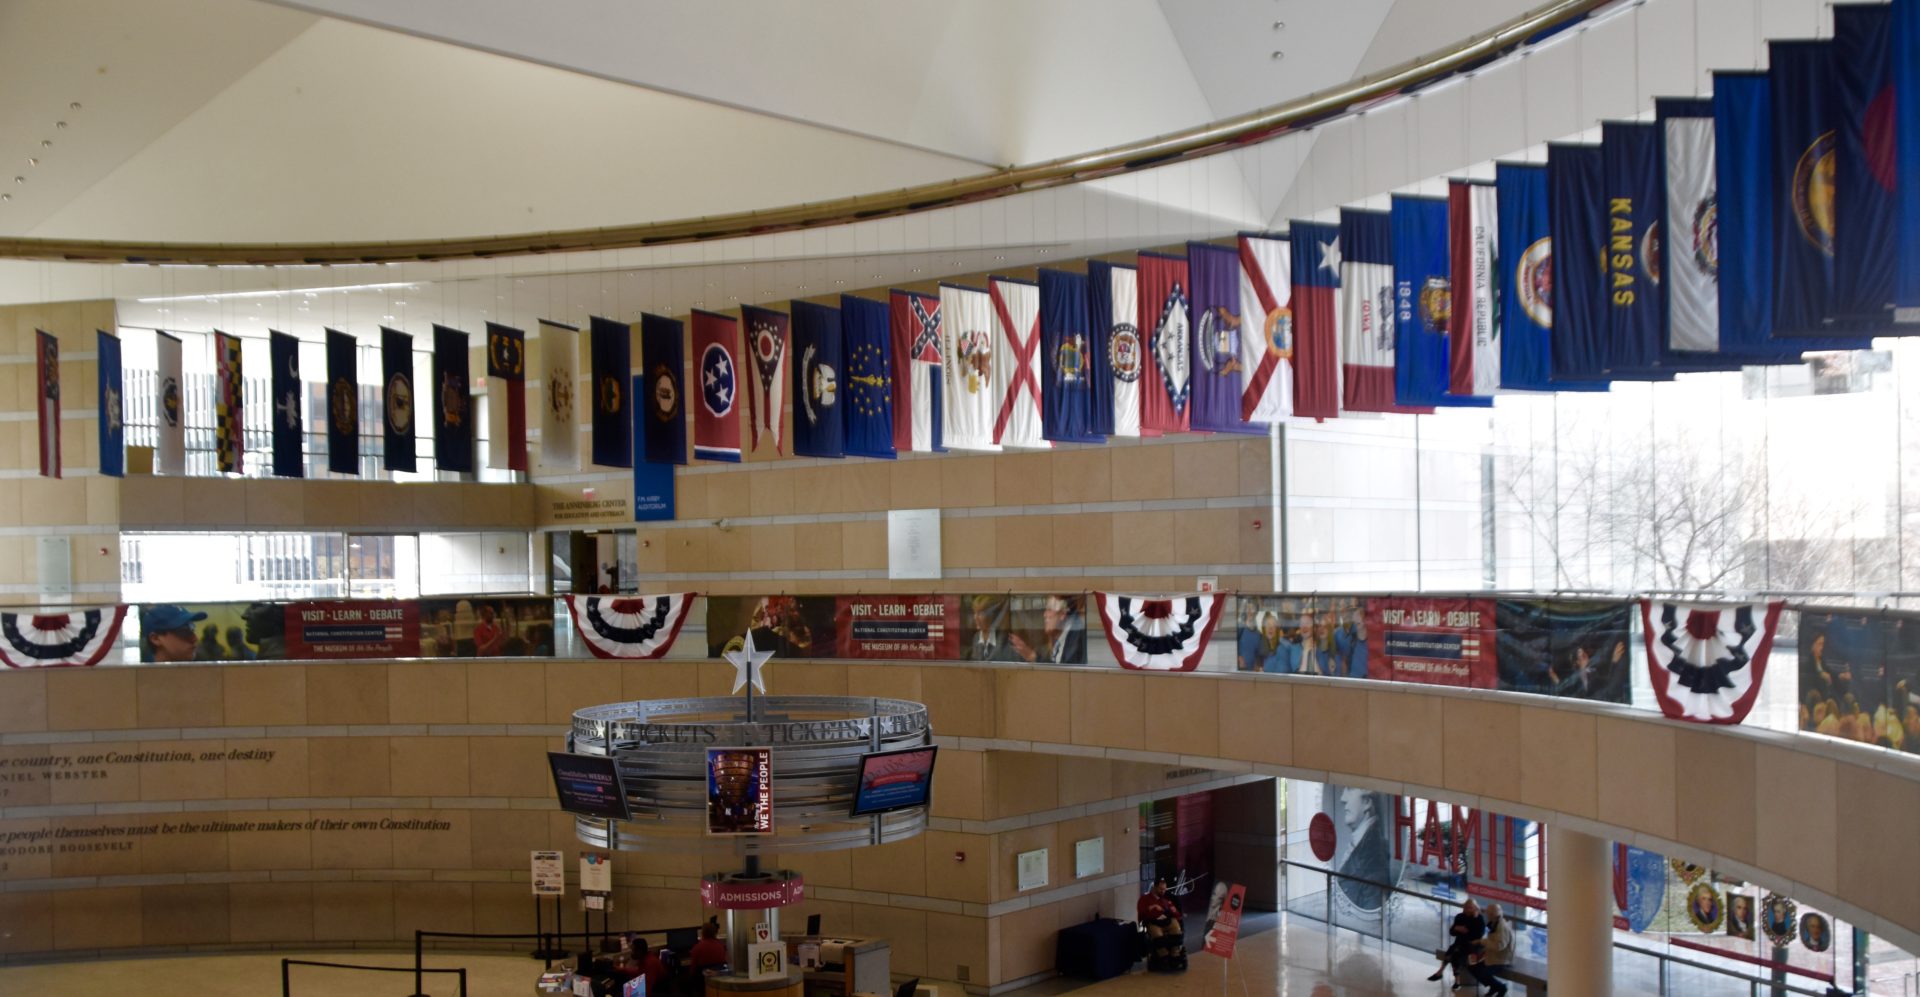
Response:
[632, 375, 675, 522]
[1084, 261, 1119, 437]
[1833, 4, 1899, 325]
[1896, 0, 1920, 307]
[1496, 163, 1605, 391]
[1392, 195, 1487, 407]
[95, 330, 123, 477]
[269, 330, 304, 477]
[1771, 41, 1879, 338]
[1547, 143, 1611, 381]
[380, 327, 415, 472]
[325, 328, 358, 475]
[638, 313, 686, 465]
[1184, 244, 1260, 433]
[1601, 121, 1683, 379]
[839, 295, 895, 459]
[431, 325, 472, 473]
[1039, 268, 1100, 442]
[790, 300, 844, 459]
[589, 315, 633, 468]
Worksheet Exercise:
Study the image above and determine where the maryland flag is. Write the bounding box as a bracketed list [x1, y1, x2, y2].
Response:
[214, 331, 244, 474]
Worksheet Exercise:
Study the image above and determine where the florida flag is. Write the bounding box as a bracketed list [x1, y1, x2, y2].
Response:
[741, 305, 789, 455]
[939, 283, 1001, 451]
[1447, 180, 1501, 396]
[692, 310, 742, 463]
[1641, 599, 1784, 725]
[1237, 234, 1293, 423]
[888, 289, 942, 452]
[1137, 253, 1191, 434]
[989, 276, 1048, 449]
[1089, 260, 1142, 437]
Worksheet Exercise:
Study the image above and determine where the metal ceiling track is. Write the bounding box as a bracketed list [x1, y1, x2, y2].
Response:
[0, 0, 1608, 267]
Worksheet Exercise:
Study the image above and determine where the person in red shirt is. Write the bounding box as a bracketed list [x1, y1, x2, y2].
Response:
[687, 922, 729, 975]
[1137, 879, 1186, 972]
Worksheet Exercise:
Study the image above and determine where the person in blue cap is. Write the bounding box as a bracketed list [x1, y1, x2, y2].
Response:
[142, 605, 207, 663]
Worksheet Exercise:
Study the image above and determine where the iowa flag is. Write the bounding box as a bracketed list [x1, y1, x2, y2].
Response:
[485, 322, 527, 471]
[741, 305, 789, 456]
[692, 310, 742, 463]
[939, 283, 1001, 451]
[1088, 260, 1141, 437]
[1338, 209, 1406, 412]
[989, 276, 1047, 449]
[35, 331, 58, 479]
[1137, 253, 1190, 434]
[842, 294, 896, 460]
[1237, 233, 1292, 423]
[887, 290, 939, 453]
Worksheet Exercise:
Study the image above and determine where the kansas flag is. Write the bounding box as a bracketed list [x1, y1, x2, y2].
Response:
[1039, 268, 1099, 443]
[1601, 121, 1679, 379]
[269, 330, 304, 478]
[325, 329, 359, 475]
[96, 330, 123, 478]
[790, 300, 844, 459]
[589, 316, 632, 468]
[692, 310, 742, 463]
[639, 313, 686, 466]
[1289, 221, 1343, 420]
[1547, 143, 1610, 381]
[431, 325, 472, 473]
[842, 295, 896, 460]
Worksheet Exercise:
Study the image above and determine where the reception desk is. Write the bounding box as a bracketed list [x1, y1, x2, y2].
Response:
[706, 968, 804, 997]
[786, 936, 890, 997]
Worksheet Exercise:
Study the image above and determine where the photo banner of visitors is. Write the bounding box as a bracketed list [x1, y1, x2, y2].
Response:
[414, 597, 555, 657]
[1364, 596, 1497, 687]
[1235, 596, 1368, 676]
[959, 593, 1088, 665]
[140, 597, 555, 662]
[1493, 599, 1633, 702]
[705, 595, 837, 659]
[1797, 608, 1920, 756]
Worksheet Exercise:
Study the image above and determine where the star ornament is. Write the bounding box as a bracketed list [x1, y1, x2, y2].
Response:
[725, 628, 774, 694]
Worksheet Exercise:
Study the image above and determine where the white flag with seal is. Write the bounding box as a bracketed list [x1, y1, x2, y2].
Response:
[538, 319, 580, 470]
[939, 283, 1003, 451]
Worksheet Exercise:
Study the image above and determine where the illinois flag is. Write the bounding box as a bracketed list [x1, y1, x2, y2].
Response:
[789, 300, 843, 459]
[214, 330, 244, 474]
[1641, 599, 1784, 725]
[35, 331, 59, 479]
[691, 310, 742, 463]
[988, 276, 1047, 449]
[485, 322, 527, 471]
[96, 330, 123, 478]
[1237, 233, 1292, 423]
[154, 331, 186, 475]
[638, 313, 686, 466]
[887, 290, 940, 453]
[537, 319, 579, 471]
[1446, 180, 1500, 396]
[939, 283, 1001, 451]
[1188, 242, 1257, 434]
[325, 328, 359, 475]
[269, 330, 304, 478]
[1137, 253, 1190, 434]
[741, 305, 789, 456]
[1039, 268, 1099, 444]
[588, 316, 632, 468]
[1289, 221, 1343, 420]
[1088, 260, 1141, 437]
[842, 294, 896, 460]
[1338, 209, 1404, 412]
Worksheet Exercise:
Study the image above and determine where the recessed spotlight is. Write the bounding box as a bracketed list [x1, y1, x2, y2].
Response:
[26, 158, 37, 166]
[910, 268, 922, 273]
[55, 121, 66, 129]
[69, 102, 81, 110]
[994, 255, 1005, 261]
[872, 273, 882, 279]
[1271, 51, 1284, 60]
[39, 140, 50, 148]
[1, 194, 9, 202]
[834, 280, 844, 285]
[1273, 20, 1285, 29]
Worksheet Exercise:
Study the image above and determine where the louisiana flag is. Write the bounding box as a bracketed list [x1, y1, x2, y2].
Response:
[485, 322, 527, 471]
[1187, 242, 1255, 433]
[35, 331, 59, 479]
[96, 330, 123, 478]
[589, 316, 632, 468]
[939, 283, 1001, 451]
[887, 289, 939, 453]
[1088, 260, 1140, 437]
[431, 325, 472, 473]
[1039, 268, 1099, 443]
[989, 276, 1047, 449]
[325, 328, 359, 475]
[741, 305, 789, 456]
[155, 331, 185, 475]
[1547, 143, 1610, 382]
[214, 330, 244, 474]
[381, 326, 416, 472]
[1340, 209, 1427, 412]
[538, 319, 579, 471]
[1832, 3, 1898, 326]
[790, 300, 844, 459]
[1289, 221, 1343, 420]
[1137, 253, 1191, 434]
[1392, 195, 1486, 407]
[269, 330, 304, 478]
[842, 294, 896, 459]
[691, 310, 742, 463]
[1238, 233, 1292, 423]
[1446, 180, 1500, 396]
[638, 313, 686, 465]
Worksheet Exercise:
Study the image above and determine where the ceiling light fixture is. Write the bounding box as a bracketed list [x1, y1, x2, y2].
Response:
[136, 280, 420, 303]
[1271, 51, 1285, 60]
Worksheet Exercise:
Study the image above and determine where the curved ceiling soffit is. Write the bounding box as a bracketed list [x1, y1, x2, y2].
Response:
[0, 0, 1605, 266]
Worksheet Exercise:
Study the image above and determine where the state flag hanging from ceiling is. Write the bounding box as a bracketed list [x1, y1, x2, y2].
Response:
[692, 310, 742, 463]
[1392, 195, 1486, 407]
[1446, 180, 1501, 396]
[1088, 260, 1141, 437]
[537, 320, 579, 471]
[485, 322, 527, 471]
[269, 330, 304, 478]
[96, 330, 123, 479]
[213, 330, 244, 474]
[1659, 99, 1725, 357]
[842, 294, 896, 460]
[324, 328, 358, 475]
[989, 276, 1047, 449]
[589, 316, 632, 468]
[1641, 599, 1784, 725]
[638, 313, 686, 466]
[1188, 242, 1256, 434]
[1547, 143, 1611, 382]
[1495, 162, 1607, 392]
[1771, 41, 1869, 339]
[1094, 591, 1226, 672]
[380, 326, 415, 473]
[431, 325, 473, 473]
[1039, 268, 1099, 443]
[1289, 221, 1343, 420]
[938, 283, 1001, 452]
[1895, 0, 1920, 308]
[1340, 209, 1422, 412]
[35, 330, 59, 479]
[1601, 121, 1683, 379]
[1237, 233, 1293, 423]
[154, 331, 185, 476]
[789, 300, 844, 459]
[741, 304, 789, 456]
[1832, 4, 1900, 327]
[1136, 253, 1190, 434]
[887, 289, 939, 454]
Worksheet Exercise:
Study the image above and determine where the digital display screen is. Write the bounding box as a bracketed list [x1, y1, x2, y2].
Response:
[851, 745, 938, 816]
[706, 747, 774, 834]
[547, 752, 631, 820]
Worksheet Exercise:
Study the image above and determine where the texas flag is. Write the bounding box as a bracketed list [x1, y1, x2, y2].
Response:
[989, 276, 1048, 449]
[1136, 252, 1191, 434]
[887, 290, 941, 453]
[1237, 233, 1292, 423]
[692, 310, 742, 463]
[1289, 221, 1343, 420]
[741, 305, 789, 455]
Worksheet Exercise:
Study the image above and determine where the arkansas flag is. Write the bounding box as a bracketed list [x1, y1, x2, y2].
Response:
[35, 331, 59, 478]
[1641, 599, 1784, 725]
[1447, 180, 1501, 396]
[1095, 592, 1225, 672]
[1290, 221, 1343, 420]
[741, 305, 789, 455]
[989, 276, 1048, 449]
[1137, 253, 1191, 434]
[564, 594, 696, 660]
[1089, 260, 1141, 437]
[1238, 233, 1293, 423]
[939, 283, 1001, 451]
[887, 289, 939, 453]
[692, 310, 742, 463]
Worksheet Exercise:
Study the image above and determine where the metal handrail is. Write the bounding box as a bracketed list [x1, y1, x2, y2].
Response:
[280, 958, 466, 997]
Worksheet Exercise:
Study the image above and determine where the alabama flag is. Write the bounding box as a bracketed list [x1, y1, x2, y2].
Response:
[1238, 233, 1293, 422]
[939, 283, 1001, 451]
[1447, 180, 1501, 396]
[692, 310, 742, 463]
[989, 276, 1048, 449]
[35, 331, 58, 478]
[1137, 253, 1191, 434]
[1089, 260, 1142, 437]
[889, 289, 943, 452]
[741, 305, 789, 456]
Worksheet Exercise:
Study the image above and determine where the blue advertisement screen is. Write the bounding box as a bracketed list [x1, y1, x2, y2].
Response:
[851, 746, 938, 816]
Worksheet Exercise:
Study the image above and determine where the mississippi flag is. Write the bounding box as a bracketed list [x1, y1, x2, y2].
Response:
[888, 290, 941, 453]
[1137, 253, 1190, 434]
[741, 305, 789, 455]
[1089, 260, 1141, 437]
[989, 276, 1048, 449]
[35, 331, 58, 479]
[1447, 179, 1501, 396]
[1237, 233, 1292, 423]
[485, 322, 527, 471]
[692, 310, 742, 463]
[1290, 221, 1342, 420]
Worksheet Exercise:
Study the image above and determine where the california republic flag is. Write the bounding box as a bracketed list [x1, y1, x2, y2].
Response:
[1238, 233, 1293, 422]
[1447, 180, 1501, 396]
[1094, 592, 1226, 672]
[1641, 599, 1784, 724]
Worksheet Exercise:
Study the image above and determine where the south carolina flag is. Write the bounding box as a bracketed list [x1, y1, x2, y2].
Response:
[1237, 233, 1292, 423]
[1447, 180, 1500, 396]
[989, 276, 1047, 449]
[35, 331, 58, 479]
[484, 322, 527, 471]
[939, 283, 1001, 451]
[691, 310, 742, 463]
[1339, 209, 1416, 413]
[1088, 260, 1141, 437]
[1137, 253, 1190, 434]
[887, 290, 941, 453]
[269, 330, 304, 478]
[741, 305, 789, 456]
[1289, 221, 1343, 420]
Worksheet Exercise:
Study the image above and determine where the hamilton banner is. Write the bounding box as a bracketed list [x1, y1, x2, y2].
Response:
[1494, 599, 1633, 703]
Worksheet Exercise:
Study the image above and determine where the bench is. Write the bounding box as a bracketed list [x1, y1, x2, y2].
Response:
[1492, 957, 1548, 994]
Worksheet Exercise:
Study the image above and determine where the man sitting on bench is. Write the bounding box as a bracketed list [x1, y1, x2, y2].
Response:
[1469, 903, 1515, 996]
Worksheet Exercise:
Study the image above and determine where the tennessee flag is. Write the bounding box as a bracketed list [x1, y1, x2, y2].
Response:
[691, 310, 742, 463]
[1238, 233, 1292, 423]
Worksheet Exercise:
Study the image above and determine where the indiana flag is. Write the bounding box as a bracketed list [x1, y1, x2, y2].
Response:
[1339, 209, 1404, 412]
[1237, 233, 1292, 423]
[431, 325, 473, 473]
[1137, 252, 1191, 434]
[1833, 4, 1899, 326]
[1039, 268, 1099, 443]
[485, 322, 527, 471]
[324, 328, 358, 475]
[1547, 143, 1611, 381]
[692, 309, 742, 463]
[1289, 221, 1343, 420]
[741, 305, 789, 455]
[1446, 180, 1501, 396]
[1641, 599, 1784, 725]
[842, 294, 896, 460]
[154, 331, 185, 475]
[989, 276, 1047, 449]
[939, 283, 1001, 451]
[1188, 242, 1258, 434]
[887, 289, 940, 453]
[790, 300, 844, 459]
[35, 331, 59, 478]
[213, 330, 243, 474]
[1088, 260, 1141, 437]
[1392, 195, 1485, 407]
[589, 316, 632, 468]
[269, 330, 304, 478]
[381, 326, 416, 473]
[638, 313, 686, 466]
[96, 330, 123, 479]
[538, 319, 579, 471]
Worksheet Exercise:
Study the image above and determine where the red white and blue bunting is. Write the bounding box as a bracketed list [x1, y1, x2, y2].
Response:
[0, 605, 128, 668]
[1640, 599, 1784, 725]
[1094, 591, 1224, 672]
[565, 594, 696, 660]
